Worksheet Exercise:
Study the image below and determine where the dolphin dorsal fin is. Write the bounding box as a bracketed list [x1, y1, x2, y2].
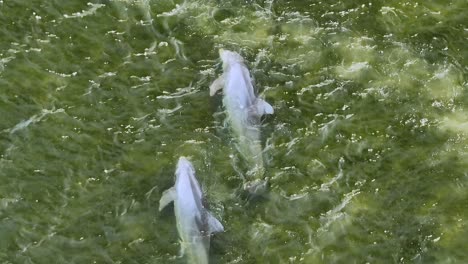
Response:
[255, 98, 274, 116]
[205, 211, 224, 234]
[159, 187, 176, 211]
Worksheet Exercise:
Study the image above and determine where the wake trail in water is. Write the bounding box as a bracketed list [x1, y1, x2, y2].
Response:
[317, 188, 361, 233]
[7, 108, 65, 134]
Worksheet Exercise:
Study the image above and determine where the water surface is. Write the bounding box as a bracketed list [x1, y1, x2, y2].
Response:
[1, 0, 467, 263]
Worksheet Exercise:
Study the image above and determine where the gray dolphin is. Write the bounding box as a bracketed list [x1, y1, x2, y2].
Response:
[159, 157, 224, 264]
[210, 49, 274, 193]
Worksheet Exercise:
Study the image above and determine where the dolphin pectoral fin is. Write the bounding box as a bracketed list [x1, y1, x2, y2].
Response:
[209, 75, 224, 96]
[206, 211, 224, 234]
[178, 239, 186, 257]
[254, 98, 274, 116]
[263, 100, 274, 115]
[159, 187, 176, 211]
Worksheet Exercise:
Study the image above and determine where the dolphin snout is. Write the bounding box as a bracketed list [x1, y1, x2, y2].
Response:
[219, 49, 244, 65]
[177, 156, 195, 173]
[178, 156, 191, 166]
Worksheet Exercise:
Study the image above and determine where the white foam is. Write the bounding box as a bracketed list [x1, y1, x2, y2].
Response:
[318, 189, 361, 233]
[157, 85, 197, 99]
[64, 3, 105, 19]
[320, 157, 345, 191]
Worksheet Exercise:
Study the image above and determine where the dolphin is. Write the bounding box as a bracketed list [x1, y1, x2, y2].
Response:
[210, 49, 274, 193]
[159, 157, 224, 264]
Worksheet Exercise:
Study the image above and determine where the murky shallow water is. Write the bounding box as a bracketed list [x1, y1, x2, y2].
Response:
[1, 0, 467, 263]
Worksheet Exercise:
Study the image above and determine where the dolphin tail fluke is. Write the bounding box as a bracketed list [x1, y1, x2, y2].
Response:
[254, 98, 274, 116]
[206, 211, 224, 234]
[209, 75, 224, 96]
[159, 187, 176, 211]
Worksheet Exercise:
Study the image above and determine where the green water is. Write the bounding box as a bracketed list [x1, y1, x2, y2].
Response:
[1, 0, 467, 263]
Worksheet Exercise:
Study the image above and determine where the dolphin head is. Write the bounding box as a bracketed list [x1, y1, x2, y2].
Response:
[176, 156, 195, 176]
[219, 49, 244, 68]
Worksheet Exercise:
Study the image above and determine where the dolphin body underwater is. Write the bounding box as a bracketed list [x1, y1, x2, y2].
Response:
[159, 157, 224, 264]
[210, 49, 274, 193]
